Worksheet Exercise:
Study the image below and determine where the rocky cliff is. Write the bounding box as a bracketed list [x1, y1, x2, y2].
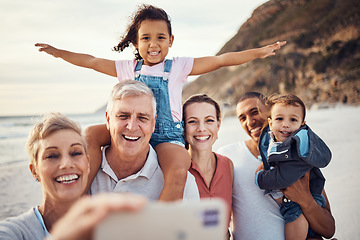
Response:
[182, 0, 360, 111]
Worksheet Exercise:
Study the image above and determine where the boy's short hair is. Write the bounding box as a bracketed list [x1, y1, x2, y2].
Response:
[267, 94, 306, 121]
[26, 112, 86, 166]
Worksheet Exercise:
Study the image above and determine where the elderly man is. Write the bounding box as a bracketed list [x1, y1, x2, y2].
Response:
[218, 92, 335, 240]
[89, 80, 199, 200]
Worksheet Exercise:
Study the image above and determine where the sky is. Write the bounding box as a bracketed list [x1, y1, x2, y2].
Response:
[0, 0, 268, 116]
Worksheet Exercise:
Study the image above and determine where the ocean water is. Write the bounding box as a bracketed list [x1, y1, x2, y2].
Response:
[0, 113, 106, 167]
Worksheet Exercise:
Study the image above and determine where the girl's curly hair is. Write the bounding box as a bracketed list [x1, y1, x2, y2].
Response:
[113, 4, 172, 60]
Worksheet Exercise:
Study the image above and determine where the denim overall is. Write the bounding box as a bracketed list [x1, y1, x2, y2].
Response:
[134, 59, 185, 147]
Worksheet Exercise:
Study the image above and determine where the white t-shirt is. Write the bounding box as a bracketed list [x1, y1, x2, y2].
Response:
[115, 57, 194, 122]
[217, 141, 285, 240]
[90, 145, 200, 201]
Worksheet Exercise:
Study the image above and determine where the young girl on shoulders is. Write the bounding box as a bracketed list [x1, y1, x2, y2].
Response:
[35, 4, 286, 201]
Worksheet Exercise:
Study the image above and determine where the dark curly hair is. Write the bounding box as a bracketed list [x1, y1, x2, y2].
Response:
[113, 4, 172, 60]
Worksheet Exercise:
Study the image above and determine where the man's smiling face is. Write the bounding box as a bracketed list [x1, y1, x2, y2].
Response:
[236, 97, 266, 143]
[106, 94, 156, 160]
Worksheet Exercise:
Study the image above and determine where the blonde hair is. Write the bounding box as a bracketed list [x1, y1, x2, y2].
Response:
[26, 112, 86, 165]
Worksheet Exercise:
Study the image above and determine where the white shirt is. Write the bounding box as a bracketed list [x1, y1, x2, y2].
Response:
[90, 145, 200, 200]
[217, 141, 285, 240]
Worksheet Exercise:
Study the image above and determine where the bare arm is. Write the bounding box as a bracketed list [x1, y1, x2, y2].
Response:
[255, 162, 264, 174]
[84, 124, 111, 194]
[229, 159, 234, 185]
[35, 43, 117, 77]
[281, 172, 335, 239]
[190, 41, 286, 75]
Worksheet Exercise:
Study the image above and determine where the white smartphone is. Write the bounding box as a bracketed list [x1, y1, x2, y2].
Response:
[95, 199, 227, 240]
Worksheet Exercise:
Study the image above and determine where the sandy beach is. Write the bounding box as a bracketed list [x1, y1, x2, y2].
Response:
[1, 106, 359, 239]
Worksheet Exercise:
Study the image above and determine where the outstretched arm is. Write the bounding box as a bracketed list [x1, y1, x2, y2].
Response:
[190, 41, 286, 75]
[35, 43, 117, 77]
[282, 172, 335, 239]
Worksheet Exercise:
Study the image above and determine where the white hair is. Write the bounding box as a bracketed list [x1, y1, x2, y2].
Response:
[107, 80, 156, 117]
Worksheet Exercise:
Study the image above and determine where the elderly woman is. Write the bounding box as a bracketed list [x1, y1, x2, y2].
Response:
[183, 94, 234, 239]
[0, 113, 90, 239]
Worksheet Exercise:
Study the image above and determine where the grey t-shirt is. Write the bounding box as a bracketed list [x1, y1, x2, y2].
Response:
[0, 208, 46, 240]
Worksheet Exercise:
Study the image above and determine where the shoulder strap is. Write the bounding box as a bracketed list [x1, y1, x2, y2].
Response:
[134, 59, 144, 79]
[163, 59, 173, 81]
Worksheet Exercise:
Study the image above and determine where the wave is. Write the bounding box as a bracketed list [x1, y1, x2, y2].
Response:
[0, 133, 28, 140]
[0, 122, 34, 128]
[0, 159, 28, 168]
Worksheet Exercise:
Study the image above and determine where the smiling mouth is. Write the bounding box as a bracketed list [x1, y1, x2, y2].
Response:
[123, 135, 140, 141]
[194, 136, 210, 141]
[55, 174, 79, 184]
[149, 51, 160, 56]
[250, 127, 261, 133]
[280, 131, 292, 135]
